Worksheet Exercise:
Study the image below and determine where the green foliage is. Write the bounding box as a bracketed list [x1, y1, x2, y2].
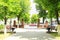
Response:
[59, 11, 60, 16]
[58, 2, 60, 10]
[35, 0, 60, 18]
[20, 13, 30, 24]
[31, 14, 39, 23]
[49, 32, 59, 37]
[0, 0, 30, 24]
[17, 0, 30, 24]
[0, 24, 4, 30]
[35, 2, 47, 18]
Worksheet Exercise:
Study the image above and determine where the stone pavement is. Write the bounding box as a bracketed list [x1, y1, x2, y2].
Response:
[5, 28, 56, 40]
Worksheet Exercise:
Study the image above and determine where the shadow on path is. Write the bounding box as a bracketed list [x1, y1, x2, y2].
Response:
[5, 28, 56, 40]
[11, 32, 55, 40]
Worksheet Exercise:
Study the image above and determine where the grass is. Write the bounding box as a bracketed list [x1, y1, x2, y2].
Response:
[49, 32, 60, 37]
[49, 32, 60, 40]
[0, 32, 12, 40]
[49, 25, 60, 40]
[0, 24, 4, 30]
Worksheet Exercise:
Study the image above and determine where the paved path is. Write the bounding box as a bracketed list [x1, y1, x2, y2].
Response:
[5, 28, 56, 40]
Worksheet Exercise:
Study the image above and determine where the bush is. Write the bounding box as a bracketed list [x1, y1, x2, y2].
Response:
[31, 14, 39, 23]
[0, 24, 4, 30]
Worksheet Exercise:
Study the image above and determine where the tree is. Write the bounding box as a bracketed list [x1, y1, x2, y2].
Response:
[0, 0, 9, 25]
[0, 0, 9, 34]
[8, 0, 21, 25]
[20, 13, 30, 24]
[18, 0, 30, 24]
[8, 0, 30, 24]
[36, 3, 47, 23]
[35, 0, 60, 24]
[31, 14, 39, 23]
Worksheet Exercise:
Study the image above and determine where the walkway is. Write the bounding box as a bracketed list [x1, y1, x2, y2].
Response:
[5, 28, 56, 40]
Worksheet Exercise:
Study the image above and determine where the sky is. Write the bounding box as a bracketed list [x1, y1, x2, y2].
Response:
[30, 0, 38, 17]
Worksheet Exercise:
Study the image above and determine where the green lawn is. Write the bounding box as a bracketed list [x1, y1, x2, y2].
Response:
[49, 32, 60, 40]
[0, 24, 4, 30]
[50, 32, 60, 36]
[49, 25, 60, 40]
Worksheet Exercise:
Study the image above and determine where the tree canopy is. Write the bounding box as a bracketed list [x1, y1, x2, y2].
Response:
[35, 0, 60, 24]
[31, 14, 38, 23]
[0, 0, 30, 24]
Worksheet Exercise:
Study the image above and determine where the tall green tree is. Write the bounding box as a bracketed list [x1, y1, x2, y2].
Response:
[0, 0, 9, 34]
[19, 0, 30, 24]
[35, 0, 60, 24]
[8, 0, 21, 24]
[20, 13, 30, 24]
[0, 0, 9, 25]
[36, 3, 47, 23]
[0, 0, 30, 25]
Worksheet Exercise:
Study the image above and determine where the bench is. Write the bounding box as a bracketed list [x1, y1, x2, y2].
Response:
[50, 26, 57, 31]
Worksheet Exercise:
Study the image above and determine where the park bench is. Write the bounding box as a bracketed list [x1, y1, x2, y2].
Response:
[50, 26, 57, 31]
[46, 25, 57, 32]
[44, 21, 57, 32]
[19, 25, 23, 28]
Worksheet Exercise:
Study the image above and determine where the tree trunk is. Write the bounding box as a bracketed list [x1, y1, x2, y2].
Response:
[51, 17, 52, 26]
[10, 19, 12, 29]
[17, 15, 20, 24]
[17, 15, 20, 28]
[4, 17, 7, 25]
[55, 10, 59, 24]
[4, 16, 7, 35]
[37, 18, 40, 28]
[43, 17, 45, 24]
[22, 19, 24, 28]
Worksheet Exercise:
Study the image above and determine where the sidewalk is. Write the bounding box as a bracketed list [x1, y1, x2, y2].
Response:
[5, 28, 56, 40]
